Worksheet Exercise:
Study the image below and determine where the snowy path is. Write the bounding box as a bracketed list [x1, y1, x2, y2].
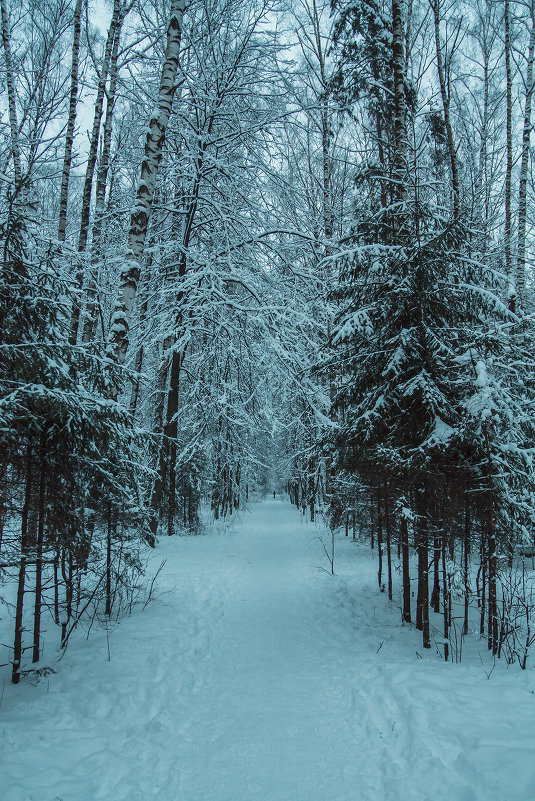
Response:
[2, 499, 535, 801]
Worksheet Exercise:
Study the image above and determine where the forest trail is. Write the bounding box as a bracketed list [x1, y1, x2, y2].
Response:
[2, 499, 535, 801]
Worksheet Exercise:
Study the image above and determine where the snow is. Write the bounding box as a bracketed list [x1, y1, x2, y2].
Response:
[2, 499, 535, 801]
[425, 415, 456, 448]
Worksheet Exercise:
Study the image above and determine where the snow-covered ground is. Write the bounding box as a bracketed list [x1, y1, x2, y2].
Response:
[1, 498, 535, 801]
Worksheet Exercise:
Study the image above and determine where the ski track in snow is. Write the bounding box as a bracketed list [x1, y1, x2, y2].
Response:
[1, 499, 535, 801]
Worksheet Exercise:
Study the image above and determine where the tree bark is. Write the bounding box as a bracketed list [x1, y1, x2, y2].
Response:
[57, 0, 83, 243]
[431, 0, 460, 219]
[32, 438, 46, 663]
[0, 0, 23, 193]
[442, 530, 449, 660]
[377, 491, 383, 589]
[504, 0, 513, 303]
[82, 6, 123, 343]
[12, 445, 32, 683]
[516, 9, 535, 309]
[401, 515, 411, 622]
[384, 486, 393, 600]
[70, 0, 124, 345]
[106, 0, 186, 384]
[463, 502, 470, 636]
[392, 0, 408, 198]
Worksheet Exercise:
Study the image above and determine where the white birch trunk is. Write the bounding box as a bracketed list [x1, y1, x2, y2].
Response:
[0, 0, 23, 194]
[106, 0, 186, 387]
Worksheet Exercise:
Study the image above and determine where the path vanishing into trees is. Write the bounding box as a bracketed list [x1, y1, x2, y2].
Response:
[2, 499, 534, 801]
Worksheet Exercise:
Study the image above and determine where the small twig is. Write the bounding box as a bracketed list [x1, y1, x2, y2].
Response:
[142, 559, 166, 611]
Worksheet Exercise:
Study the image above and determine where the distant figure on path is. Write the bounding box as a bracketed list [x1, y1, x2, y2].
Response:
[273, 490, 276, 499]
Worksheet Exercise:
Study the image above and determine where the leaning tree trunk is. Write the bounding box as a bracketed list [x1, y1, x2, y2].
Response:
[106, 0, 186, 387]
[57, 0, 83, 243]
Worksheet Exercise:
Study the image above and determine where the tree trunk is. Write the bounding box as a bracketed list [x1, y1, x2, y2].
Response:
[105, 504, 112, 616]
[479, 537, 486, 637]
[106, 0, 186, 384]
[0, 0, 23, 193]
[401, 515, 411, 623]
[32, 439, 46, 663]
[442, 530, 449, 660]
[463, 503, 470, 636]
[392, 0, 408, 197]
[12, 556, 26, 683]
[57, 0, 83, 243]
[431, 0, 460, 219]
[61, 549, 74, 648]
[516, 10, 535, 309]
[12, 445, 33, 683]
[419, 531, 430, 648]
[70, 0, 124, 345]
[377, 491, 383, 590]
[504, 0, 513, 304]
[78, 0, 122, 253]
[384, 487, 393, 601]
[82, 6, 123, 343]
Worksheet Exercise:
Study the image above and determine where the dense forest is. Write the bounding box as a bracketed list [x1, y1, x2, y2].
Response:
[2, 0, 535, 684]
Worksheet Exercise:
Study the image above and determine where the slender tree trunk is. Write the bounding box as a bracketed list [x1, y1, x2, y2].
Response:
[401, 515, 411, 623]
[516, 10, 535, 309]
[309, 462, 315, 522]
[12, 556, 26, 683]
[32, 438, 46, 663]
[484, 428, 498, 654]
[392, 0, 408, 199]
[82, 8, 123, 343]
[431, 532, 441, 613]
[54, 552, 60, 625]
[106, 0, 186, 384]
[105, 504, 112, 616]
[384, 486, 393, 600]
[57, 0, 83, 243]
[12, 445, 32, 683]
[78, 0, 122, 254]
[377, 491, 383, 590]
[70, 0, 124, 345]
[0, 0, 23, 193]
[463, 503, 470, 636]
[419, 527, 430, 648]
[504, 0, 514, 304]
[0, 465, 6, 558]
[431, 0, 460, 218]
[61, 549, 74, 647]
[479, 536, 486, 637]
[442, 530, 449, 660]
[149, 345, 181, 540]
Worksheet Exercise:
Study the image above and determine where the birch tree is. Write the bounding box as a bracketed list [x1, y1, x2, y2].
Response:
[106, 0, 186, 380]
